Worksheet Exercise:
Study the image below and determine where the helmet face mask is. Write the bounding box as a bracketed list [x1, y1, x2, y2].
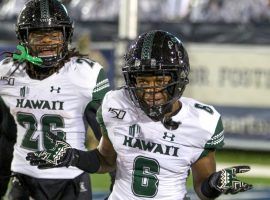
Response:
[123, 30, 190, 121]
[15, 0, 74, 68]
[28, 29, 65, 66]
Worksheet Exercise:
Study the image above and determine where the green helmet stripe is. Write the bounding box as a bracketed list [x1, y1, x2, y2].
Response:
[40, 0, 50, 19]
[141, 31, 156, 60]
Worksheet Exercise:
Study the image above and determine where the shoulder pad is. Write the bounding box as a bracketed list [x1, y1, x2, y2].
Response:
[1, 57, 13, 65]
[0, 58, 15, 77]
[74, 57, 96, 68]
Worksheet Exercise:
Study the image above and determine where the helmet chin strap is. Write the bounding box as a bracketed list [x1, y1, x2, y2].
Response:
[145, 102, 176, 126]
[162, 117, 181, 130]
[144, 102, 168, 122]
[161, 100, 182, 130]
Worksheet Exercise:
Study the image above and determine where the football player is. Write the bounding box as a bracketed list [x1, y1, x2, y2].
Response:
[0, 0, 110, 199]
[0, 99, 17, 198]
[26, 30, 253, 199]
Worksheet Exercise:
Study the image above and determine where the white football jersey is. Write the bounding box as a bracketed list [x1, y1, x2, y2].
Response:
[0, 57, 110, 179]
[98, 88, 224, 200]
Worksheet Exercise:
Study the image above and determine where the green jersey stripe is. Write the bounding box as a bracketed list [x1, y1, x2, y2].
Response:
[204, 117, 224, 149]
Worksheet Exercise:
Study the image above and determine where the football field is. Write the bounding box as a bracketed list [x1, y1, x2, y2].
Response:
[91, 188, 270, 200]
[91, 174, 270, 200]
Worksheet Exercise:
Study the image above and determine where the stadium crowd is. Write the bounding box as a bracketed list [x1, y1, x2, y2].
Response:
[0, 0, 270, 23]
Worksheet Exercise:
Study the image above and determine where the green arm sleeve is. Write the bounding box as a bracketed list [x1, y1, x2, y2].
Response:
[84, 68, 110, 140]
[96, 106, 108, 136]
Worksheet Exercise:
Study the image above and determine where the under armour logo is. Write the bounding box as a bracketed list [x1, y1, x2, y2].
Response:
[50, 86, 61, 93]
[108, 108, 126, 119]
[163, 132, 175, 142]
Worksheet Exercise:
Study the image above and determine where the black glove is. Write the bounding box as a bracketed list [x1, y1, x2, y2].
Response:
[208, 165, 253, 194]
[26, 133, 78, 169]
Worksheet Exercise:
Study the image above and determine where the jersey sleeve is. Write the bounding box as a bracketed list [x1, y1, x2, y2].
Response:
[89, 67, 111, 108]
[69, 58, 110, 101]
[204, 116, 224, 150]
[0, 57, 14, 77]
[78, 59, 110, 140]
[191, 100, 225, 150]
[197, 116, 224, 161]
[186, 99, 225, 161]
[196, 116, 224, 161]
[84, 66, 111, 116]
[83, 67, 110, 141]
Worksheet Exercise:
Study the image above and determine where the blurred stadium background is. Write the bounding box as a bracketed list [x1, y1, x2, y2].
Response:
[0, 0, 270, 199]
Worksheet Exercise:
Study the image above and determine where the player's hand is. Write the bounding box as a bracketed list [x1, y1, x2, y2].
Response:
[26, 133, 76, 169]
[208, 165, 253, 194]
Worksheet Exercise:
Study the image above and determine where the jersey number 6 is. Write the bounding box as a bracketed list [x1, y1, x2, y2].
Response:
[132, 156, 160, 198]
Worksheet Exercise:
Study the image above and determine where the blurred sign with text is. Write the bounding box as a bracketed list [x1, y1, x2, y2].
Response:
[186, 44, 270, 150]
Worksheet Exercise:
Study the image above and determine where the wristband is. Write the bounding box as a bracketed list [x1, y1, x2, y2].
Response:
[72, 149, 101, 173]
[201, 174, 222, 198]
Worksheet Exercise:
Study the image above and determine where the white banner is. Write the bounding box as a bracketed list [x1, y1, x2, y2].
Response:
[185, 44, 270, 107]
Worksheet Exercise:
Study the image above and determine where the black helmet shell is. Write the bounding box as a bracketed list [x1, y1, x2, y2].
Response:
[16, 0, 73, 43]
[123, 30, 190, 121]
